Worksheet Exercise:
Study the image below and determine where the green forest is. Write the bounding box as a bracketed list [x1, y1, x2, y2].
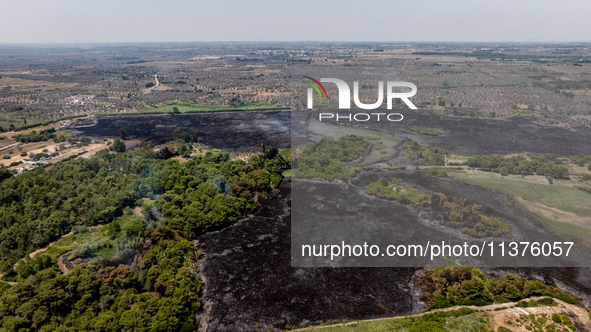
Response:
[0, 144, 287, 331]
[0, 231, 200, 332]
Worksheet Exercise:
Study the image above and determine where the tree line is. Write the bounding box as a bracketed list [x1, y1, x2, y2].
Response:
[466, 154, 569, 179]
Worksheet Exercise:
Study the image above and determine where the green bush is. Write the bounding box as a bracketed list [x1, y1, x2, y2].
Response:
[429, 168, 448, 177]
[417, 268, 577, 310]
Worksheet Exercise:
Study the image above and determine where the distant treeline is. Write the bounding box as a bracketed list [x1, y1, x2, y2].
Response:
[466, 154, 569, 179]
[95, 106, 289, 118]
[411, 51, 586, 63]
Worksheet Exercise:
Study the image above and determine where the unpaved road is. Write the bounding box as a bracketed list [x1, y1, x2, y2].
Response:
[0, 142, 18, 152]
[143, 74, 159, 94]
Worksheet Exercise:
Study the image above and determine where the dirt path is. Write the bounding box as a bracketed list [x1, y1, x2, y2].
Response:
[0, 142, 18, 152]
[143, 74, 159, 94]
[292, 297, 590, 331]
[0, 274, 17, 286]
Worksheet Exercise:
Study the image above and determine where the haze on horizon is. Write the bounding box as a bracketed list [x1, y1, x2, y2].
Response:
[1, 0, 590, 44]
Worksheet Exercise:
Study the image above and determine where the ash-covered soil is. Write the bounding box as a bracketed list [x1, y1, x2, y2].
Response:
[292, 170, 591, 267]
[195, 179, 418, 332]
[72, 111, 291, 152]
[301, 109, 591, 156]
[195, 178, 591, 331]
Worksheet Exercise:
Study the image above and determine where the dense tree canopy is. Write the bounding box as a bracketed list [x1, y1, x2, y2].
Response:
[0, 143, 287, 331]
[0, 146, 286, 271]
[0, 233, 200, 332]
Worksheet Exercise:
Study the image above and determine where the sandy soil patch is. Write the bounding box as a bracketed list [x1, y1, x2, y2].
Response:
[570, 164, 591, 175]
[518, 198, 591, 229]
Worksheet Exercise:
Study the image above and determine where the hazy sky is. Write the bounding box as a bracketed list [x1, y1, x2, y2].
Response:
[1, 0, 590, 43]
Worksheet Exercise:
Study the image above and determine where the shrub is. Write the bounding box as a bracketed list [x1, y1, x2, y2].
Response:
[429, 168, 448, 177]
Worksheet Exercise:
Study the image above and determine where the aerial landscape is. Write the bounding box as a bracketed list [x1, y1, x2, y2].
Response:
[1, 41, 591, 331]
[1, 1, 591, 331]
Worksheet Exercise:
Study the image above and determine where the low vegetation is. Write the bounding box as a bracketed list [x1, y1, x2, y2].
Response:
[367, 178, 430, 206]
[367, 179, 510, 238]
[292, 136, 367, 180]
[431, 193, 510, 238]
[409, 125, 443, 136]
[402, 140, 448, 166]
[448, 171, 591, 218]
[297, 307, 488, 332]
[504, 312, 576, 332]
[569, 154, 591, 167]
[429, 168, 449, 177]
[416, 267, 577, 310]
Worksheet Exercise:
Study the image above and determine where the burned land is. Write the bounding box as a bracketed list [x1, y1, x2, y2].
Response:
[304, 109, 591, 156]
[196, 179, 418, 331]
[195, 178, 591, 331]
[3, 42, 591, 331]
[72, 110, 291, 151]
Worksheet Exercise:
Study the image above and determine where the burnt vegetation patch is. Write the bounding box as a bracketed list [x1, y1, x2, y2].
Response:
[73, 111, 291, 152]
[196, 179, 418, 331]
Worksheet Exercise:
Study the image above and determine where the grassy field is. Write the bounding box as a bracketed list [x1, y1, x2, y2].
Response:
[32, 213, 145, 263]
[95, 100, 284, 117]
[449, 171, 591, 217]
[293, 310, 488, 332]
[0, 114, 47, 132]
[0, 113, 86, 133]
